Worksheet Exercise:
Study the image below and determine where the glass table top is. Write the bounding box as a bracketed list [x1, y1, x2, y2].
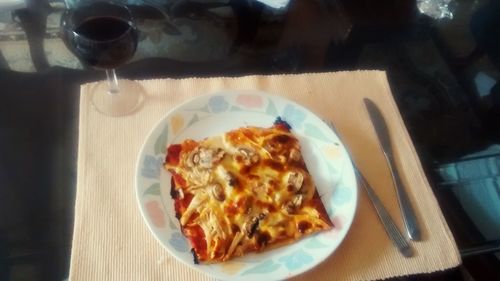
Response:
[0, 0, 499, 280]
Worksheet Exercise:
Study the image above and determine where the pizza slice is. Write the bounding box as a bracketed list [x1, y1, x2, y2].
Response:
[164, 118, 333, 264]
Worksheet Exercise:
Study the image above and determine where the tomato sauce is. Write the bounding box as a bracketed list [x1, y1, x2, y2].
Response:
[185, 225, 207, 262]
[166, 144, 182, 165]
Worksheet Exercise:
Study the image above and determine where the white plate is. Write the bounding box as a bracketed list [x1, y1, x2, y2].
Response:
[135, 91, 358, 280]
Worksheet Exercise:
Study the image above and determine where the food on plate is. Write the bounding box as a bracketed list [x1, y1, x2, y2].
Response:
[163, 118, 333, 264]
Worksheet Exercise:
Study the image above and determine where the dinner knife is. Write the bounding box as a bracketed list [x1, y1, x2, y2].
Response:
[327, 121, 413, 257]
[364, 98, 421, 241]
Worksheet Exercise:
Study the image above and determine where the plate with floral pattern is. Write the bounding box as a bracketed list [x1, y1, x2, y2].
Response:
[135, 91, 358, 280]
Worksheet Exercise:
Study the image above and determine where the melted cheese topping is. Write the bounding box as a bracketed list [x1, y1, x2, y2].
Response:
[165, 125, 332, 263]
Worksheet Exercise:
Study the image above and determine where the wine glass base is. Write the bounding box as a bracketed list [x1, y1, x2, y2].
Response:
[90, 80, 144, 117]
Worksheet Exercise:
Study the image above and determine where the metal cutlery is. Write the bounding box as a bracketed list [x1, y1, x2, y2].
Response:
[364, 98, 421, 241]
[327, 120, 413, 257]
[356, 171, 413, 257]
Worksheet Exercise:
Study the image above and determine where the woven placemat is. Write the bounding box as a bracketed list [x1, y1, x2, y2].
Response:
[69, 71, 460, 281]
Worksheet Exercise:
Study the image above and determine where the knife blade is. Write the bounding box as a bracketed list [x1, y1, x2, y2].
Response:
[364, 98, 421, 241]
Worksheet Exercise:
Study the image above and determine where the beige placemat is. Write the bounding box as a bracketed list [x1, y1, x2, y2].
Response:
[69, 71, 460, 281]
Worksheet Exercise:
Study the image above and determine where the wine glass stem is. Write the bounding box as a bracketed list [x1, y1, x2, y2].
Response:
[106, 69, 120, 94]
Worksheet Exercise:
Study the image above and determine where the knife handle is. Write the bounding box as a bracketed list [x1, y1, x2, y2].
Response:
[383, 151, 421, 241]
[358, 171, 413, 257]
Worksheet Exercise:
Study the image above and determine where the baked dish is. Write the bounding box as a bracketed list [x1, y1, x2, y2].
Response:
[164, 118, 333, 264]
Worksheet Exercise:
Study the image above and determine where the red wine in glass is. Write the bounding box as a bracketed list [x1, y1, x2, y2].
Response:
[61, 1, 144, 116]
[69, 16, 138, 69]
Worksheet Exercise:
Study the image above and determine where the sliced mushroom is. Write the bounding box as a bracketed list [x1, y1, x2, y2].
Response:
[210, 183, 225, 201]
[263, 142, 278, 153]
[243, 216, 259, 237]
[186, 147, 225, 169]
[236, 145, 260, 165]
[186, 149, 199, 168]
[289, 148, 301, 162]
[287, 171, 304, 192]
[283, 194, 303, 214]
[198, 148, 214, 168]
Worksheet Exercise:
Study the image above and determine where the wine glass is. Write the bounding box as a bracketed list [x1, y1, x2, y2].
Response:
[61, 1, 144, 117]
